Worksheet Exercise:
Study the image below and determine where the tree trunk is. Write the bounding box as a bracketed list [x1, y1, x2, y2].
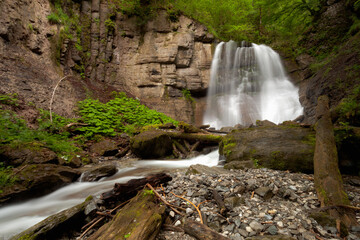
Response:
[314, 95, 357, 227]
[101, 173, 172, 206]
[88, 190, 165, 240]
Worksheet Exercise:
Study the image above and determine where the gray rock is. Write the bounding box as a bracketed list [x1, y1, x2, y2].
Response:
[249, 221, 264, 232]
[81, 164, 117, 182]
[267, 225, 278, 235]
[254, 187, 274, 200]
[238, 228, 248, 237]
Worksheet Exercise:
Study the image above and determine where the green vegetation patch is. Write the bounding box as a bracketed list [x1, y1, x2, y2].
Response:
[77, 92, 178, 138]
[337, 85, 360, 126]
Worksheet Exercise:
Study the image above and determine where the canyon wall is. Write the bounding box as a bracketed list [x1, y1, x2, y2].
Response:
[0, 0, 214, 124]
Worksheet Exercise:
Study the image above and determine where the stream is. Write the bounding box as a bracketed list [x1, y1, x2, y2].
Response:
[0, 150, 220, 239]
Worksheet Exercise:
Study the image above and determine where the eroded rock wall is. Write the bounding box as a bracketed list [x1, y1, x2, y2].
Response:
[0, 0, 214, 124]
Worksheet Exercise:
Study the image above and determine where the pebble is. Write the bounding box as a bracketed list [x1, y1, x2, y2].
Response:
[156, 167, 360, 240]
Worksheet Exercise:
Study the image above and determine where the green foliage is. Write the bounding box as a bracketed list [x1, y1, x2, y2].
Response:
[109, 0, 169, 28]
[0, 163, 17, 193]
[77, 92, 178, 138]
[0, 110, 79, 158]
[105, 18, 116, 31]
[0, 93, 19, 107]
[47, 13, 61, 24]
[181, 89, 194, 103]
[337, 85, 360, 126]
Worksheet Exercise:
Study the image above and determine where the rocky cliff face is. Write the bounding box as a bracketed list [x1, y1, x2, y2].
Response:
[0, 0, 214, 124]
[282, 0, 360, 124]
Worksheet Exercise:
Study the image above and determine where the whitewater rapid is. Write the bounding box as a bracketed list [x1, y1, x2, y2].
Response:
[0, 150, 219, 239]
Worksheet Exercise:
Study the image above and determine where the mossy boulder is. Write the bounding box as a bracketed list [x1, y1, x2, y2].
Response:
[0, 144, 58, 167]
[220, 126, 315, 173]
[0, 164, 80, 206]
[130, 130, 172, 159]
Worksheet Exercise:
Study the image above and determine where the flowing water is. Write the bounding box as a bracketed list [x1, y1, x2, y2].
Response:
[0, 151, 219, 239]
[203, 41, 303, 129]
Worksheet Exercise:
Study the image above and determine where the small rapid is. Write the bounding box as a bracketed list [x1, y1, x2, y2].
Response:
[0, 150, 220, 239]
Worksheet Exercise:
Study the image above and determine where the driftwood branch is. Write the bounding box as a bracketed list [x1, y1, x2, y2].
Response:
[212, 190, 227, 216]
[171, 192, 203, 224]
[183, 219, 230, 240]
[146, 183, 184, 216]
[101, 173, 172, 205]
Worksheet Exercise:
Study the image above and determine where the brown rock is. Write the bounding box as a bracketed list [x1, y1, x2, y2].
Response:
[0, 145, 58, 167]
[0, 164, 80, 206]
[89, 139, 119, 156]
[81, 164, 117, 182]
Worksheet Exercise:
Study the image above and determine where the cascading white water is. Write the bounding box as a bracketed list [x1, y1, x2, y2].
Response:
[203, 41, 303, 129]
[0, 151, 220, 239]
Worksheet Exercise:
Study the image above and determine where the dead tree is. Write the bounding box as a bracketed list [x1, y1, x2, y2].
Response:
[314, 96, 358, 228]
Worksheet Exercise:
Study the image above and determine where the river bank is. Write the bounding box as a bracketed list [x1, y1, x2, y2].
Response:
[4, 150, 360, 240]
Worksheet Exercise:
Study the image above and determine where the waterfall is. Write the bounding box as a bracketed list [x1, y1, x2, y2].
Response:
[203, 41, 303, 129]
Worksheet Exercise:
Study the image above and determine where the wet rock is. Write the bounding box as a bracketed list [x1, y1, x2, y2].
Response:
[81, 164, 117, 182]
[0, 164, 80, 206]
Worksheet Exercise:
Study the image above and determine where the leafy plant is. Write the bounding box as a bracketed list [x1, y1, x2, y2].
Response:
[77, 92, 178, 138]
[337, 85, 360, 126]
[0, 110, 79, 158]
[0, 93, 19, 106]
[0, 163, 17, 193]
[105, 18, 116, 31]
[181, 89, 195, 103]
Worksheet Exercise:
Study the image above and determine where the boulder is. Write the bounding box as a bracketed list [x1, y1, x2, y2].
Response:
[81, 164, 117, 182]
[0, 164, 81, 206]
[186, 164, 229, 175]
[224, 160, 254, 170]
[0, 145, 58, 167]
[220, 126, 315, 173]
[89, 139, 119, 156]
[130, 130, 172, 159]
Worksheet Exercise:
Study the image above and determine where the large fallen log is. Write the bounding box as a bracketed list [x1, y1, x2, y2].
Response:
[101, 173, 172, 206]
[11, 196, 93, 240]
[313, 96, 358, 228]
[88, 189, 165, 240]
[183, 219, 230, 240]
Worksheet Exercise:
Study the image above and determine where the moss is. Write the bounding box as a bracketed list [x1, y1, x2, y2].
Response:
[85, 195, 93, 202]
[269, 151, 286, 170]
[302, 133, 316, 146]
[17, 234, 36, 240]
